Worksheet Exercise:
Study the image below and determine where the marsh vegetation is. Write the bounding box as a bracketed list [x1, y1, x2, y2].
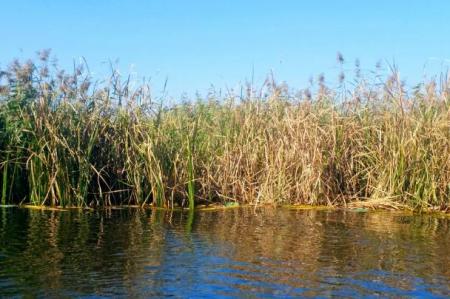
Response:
[0, 51, 449, 210]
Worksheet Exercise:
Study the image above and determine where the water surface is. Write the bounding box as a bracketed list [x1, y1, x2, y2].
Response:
[0, 207, 449, 298]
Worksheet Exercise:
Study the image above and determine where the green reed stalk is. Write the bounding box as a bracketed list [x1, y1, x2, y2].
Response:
[1, 158, 8, 205]
[187, 145, 195, 210]
[187, 116, 199, 210]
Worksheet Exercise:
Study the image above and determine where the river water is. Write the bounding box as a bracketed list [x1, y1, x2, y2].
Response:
[0, 207, 449, 298]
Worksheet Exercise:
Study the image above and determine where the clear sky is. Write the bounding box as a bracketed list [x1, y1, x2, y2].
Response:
[2, 0, 450, 97]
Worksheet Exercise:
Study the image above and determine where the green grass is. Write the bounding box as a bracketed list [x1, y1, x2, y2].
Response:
[0, 53, 449, 210]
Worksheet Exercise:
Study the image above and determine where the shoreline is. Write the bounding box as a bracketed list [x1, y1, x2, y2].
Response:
[1, 202, 449, 216]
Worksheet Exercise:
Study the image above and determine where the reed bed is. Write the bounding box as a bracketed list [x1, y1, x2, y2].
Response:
[0, 52, 449, 210]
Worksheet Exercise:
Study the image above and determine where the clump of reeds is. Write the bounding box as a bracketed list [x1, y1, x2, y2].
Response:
[0, 51, 449, 210]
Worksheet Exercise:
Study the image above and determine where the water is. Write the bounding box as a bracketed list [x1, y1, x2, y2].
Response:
[0, 207, 449, 298]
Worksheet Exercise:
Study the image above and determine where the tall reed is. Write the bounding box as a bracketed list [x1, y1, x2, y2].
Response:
[0, 52, 449, 210]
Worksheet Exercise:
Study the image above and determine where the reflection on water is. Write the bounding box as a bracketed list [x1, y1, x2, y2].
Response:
[0, 207, 449, 298]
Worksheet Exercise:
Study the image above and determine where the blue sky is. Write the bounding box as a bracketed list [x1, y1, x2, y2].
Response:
[2, 0, 450, 97]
